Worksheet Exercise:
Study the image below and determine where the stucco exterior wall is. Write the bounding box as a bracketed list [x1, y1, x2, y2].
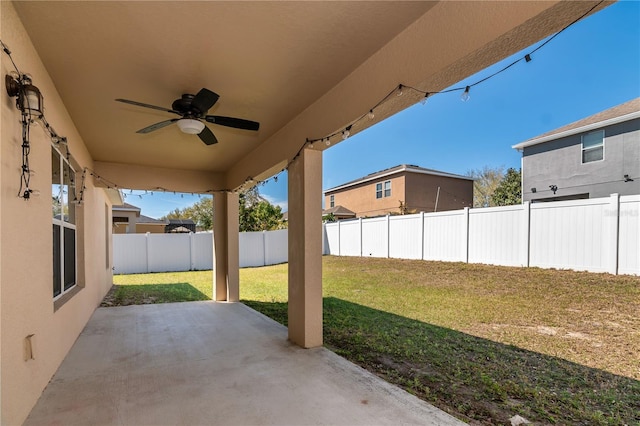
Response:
[404, 173, 473, 212]
[136, 224, 165, 234]
[112, 209, 137, 234]
[325, 175, 406, 218]
[1, 3, 115, 424]
[522, 119, 640, 202]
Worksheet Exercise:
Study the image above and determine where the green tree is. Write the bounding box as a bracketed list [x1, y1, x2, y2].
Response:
[238, 187, 285, 231]
[491, 168, 522, 206]
[322, 212, 336, 223]
[183, 197, 214, 230]
[467, 166, 505, 208]
[251, 201, 284, 231]
[160, 187, 284, 232]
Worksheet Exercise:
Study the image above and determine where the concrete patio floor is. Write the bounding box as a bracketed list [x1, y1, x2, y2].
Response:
[25, 301, 465, 425]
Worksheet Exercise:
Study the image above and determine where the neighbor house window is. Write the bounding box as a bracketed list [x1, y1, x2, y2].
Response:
[52, 146, 77, 299]
[582, 130, 604, 163]
[376, 180, 391, 198]
[330, 195, 335, 208]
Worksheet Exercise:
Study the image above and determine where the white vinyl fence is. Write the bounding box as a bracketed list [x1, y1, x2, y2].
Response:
[114, 194, 639, 276]
[113, 229, 288, 274]
[324, 194, 640, 275]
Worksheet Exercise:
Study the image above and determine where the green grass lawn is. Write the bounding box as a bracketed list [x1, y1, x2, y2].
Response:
[112, 256, 640, 425]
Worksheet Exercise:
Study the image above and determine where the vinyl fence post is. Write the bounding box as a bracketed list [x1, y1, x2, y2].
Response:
[463, 207, 469, 263]
[607, 193, 620, 275]
[523, 201, 531, 267]
[190, 232, 196, 270]
[145, 232, 150, 273]
[420, 211, 425, 260]
[359, 217, 363, 257]
[386, 214, 390, 258]
[337, 220, 341, 256]
[263, 230, 267, 267]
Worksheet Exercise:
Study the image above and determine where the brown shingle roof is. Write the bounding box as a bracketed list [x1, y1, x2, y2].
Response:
[322, 205, 356, 217]
[137, 214, 167, 224]
[513, 98, 640, 149]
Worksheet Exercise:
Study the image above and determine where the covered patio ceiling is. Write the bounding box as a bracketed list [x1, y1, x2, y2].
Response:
[13, 1, 608, 192]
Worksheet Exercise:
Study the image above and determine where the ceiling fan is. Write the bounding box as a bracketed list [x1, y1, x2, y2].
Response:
[115, 88, 259, 145]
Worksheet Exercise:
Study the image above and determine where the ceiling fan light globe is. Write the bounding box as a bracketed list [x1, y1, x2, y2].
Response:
[177, 118, 205, 134]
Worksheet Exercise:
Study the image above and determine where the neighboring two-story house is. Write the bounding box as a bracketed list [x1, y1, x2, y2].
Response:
[323, 164, 473, 218]
[513, 98, 640, 202]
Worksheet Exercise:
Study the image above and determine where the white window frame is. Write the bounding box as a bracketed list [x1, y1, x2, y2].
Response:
[581, 129, 604, 164]
[52, 145, 77, 300]
[384, 180, 391, 197]
[329, 194, 335, 208]
[376, 180, 392, 199]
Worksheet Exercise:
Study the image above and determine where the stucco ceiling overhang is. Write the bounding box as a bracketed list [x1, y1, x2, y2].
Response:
[13, 1, 609, 191]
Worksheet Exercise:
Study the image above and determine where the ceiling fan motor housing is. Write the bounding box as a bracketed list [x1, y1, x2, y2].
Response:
[172, 94, 201, 116]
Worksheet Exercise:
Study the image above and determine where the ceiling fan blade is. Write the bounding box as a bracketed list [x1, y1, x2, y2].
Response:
[205, 115, 260, 131]
[136, 119, 179, 134]
[115, 98, 181, 115]
[197, 125, 218, 145]
[191, 88, 220, 115]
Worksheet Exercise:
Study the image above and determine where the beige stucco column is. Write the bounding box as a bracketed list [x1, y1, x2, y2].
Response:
[288, 148, 323, 348]
[213, 191, 239, 302]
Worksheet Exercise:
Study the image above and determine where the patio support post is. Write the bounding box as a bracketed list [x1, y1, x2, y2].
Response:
[288, 147, 323, 348]
[213, 191, 240, 302]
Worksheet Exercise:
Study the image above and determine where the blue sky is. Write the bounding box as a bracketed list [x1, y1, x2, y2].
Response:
[126, 1, 640, 218]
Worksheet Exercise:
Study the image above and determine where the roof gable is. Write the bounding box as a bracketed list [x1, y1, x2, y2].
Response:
[513, 98, 640, 150]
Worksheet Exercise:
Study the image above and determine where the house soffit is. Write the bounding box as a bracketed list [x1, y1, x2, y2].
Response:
[13, 1, 434, 174]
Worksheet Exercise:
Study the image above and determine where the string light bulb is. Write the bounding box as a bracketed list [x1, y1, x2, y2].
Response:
[461, 86, 470, 102]
[420, 93, 430, 105]
[525, 54, 532, 63]
[368, 110, 375, 120]
[342, 125, 352, 140]
[325, 138, 331, 146]
[396, 84, 403, 97]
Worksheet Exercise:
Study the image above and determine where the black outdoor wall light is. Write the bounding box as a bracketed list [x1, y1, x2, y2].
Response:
[5, 72, 43, 116]
[549, 185, 558, 194]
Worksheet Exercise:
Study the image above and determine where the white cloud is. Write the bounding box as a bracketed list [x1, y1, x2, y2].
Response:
[262, 194, 288, 212]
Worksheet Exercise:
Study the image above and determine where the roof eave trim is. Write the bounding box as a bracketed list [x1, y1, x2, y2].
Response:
[512, 111, 640, 150]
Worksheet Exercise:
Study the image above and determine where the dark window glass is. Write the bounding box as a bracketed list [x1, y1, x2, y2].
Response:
[582, 130, 604, 164]
[64, 227, 76, 290]
[583, 147, 603, 163]
[53, 225, 61, 297]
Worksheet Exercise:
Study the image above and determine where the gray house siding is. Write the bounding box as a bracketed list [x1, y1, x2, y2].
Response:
[521, 118, 640, 202]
